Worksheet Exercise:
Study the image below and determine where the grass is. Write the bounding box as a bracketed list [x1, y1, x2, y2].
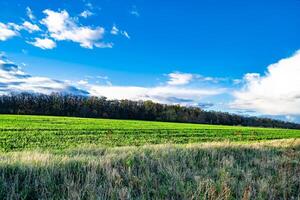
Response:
[0, 114, 300, 199]
[0, 114, 300, 151]
[0, 139, 299, 199]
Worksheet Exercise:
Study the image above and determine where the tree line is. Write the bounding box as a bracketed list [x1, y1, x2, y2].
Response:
[0, 93, 299, 129]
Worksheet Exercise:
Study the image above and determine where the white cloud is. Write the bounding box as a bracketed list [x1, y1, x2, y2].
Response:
[166, 72, 224, 86]
[232, 79, 242, 85]
[231, 50, 300, 115]
[95, 42, 113, 48]
[26, 7, 35, 21]
[1, 21, 40, 36]
[22, 21, 41, 33]
[0, 57, 87, 95]
[121, 31, 130, 39]
[110, 25, 119, 35]
[41, 9, 107, 49]
[7, 23, 22, 31]
[167, 72, 194, 86]
[77, 80, 88, 85]
[0, 22, 18, 41]
[1, 8, 121, 49]
[80, 10, 94, 18]
[110, 25, 130, 39]
[28, 38, 56, 49]
[0, 55, 224, 106]
[88, 85, 224, 105]
[0, 63, 224, 105]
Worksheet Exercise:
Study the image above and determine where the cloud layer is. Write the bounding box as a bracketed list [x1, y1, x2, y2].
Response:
[232, 50, 300, 115]
[0, 56, 88, 95]
[166, 72, 226, 86]
[0, 55, 224, 106]
[88, 85, 224, 105]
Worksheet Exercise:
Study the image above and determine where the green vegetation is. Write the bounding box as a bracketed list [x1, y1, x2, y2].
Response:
[1, 93, 299, 129]
[0, 115, 300, 151]
[0, 140, 299, 199]
[0, 114, 300, 199]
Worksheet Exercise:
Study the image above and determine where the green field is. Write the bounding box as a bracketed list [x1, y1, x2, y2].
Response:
[1, 114, 300, 151]
[0, 114, 300, 199]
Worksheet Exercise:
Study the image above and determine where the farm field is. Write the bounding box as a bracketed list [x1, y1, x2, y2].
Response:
[0, 114, 300, 151]
[0, 114, 300, 199]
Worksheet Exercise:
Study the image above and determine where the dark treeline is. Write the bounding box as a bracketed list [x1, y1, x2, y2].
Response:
[0, 93, 299, 129]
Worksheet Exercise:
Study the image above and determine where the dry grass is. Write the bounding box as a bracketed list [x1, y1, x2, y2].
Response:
[0, 139, 299, 199]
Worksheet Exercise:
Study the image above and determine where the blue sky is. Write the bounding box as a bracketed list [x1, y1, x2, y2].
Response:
[0, 0, 300, 122]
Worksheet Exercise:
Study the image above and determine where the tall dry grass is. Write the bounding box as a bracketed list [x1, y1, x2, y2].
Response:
[0, 139, 299, 199]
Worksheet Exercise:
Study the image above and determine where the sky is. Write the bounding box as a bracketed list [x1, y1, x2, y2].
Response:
[0, 0, 300, 122]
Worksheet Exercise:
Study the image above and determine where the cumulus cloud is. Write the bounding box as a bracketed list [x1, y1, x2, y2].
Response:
[231, 50, 300, 115]
[0, 21, 40, 37]
[28, 38, 56, 49]
[0, 23, 18, 41]
[40, 9, 107, 49]
[22, 21, 41, 33]
[1, 8, 123, 49]
[0, 56, 87, 95]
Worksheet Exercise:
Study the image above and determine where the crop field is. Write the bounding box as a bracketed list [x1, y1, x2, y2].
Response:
[0, 114, 300, 151]
[0, 114, 300, 199]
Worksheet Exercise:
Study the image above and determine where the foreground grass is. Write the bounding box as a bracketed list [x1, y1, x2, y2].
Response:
[0, 139, 299, 199]
[1, 115, 300, 151]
